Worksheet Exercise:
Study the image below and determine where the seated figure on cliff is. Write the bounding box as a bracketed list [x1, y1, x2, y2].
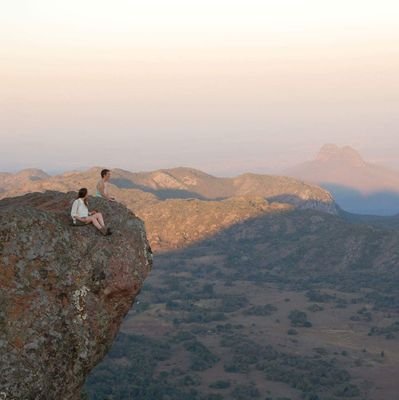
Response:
[71, 188, 112, 236]
[96, 169, 116, 201]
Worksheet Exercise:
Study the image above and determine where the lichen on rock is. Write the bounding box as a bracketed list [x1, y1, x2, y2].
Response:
[0, 191, 152, 400]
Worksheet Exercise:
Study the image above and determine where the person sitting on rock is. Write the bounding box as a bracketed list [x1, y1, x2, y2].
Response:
[71, 188, 111, 235]
[96, 169, 116, 201]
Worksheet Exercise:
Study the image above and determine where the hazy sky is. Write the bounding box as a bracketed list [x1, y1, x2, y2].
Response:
[1, 0, 399, 175]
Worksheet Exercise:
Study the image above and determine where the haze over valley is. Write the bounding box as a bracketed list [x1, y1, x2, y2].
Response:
[2, 1, 399, 399]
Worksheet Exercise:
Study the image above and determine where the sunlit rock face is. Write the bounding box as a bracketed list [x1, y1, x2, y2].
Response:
[0, 191, 152, 400]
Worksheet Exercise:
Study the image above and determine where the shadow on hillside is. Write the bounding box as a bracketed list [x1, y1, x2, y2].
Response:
[155, 207, 340, 256]
[266, 194, 337, 213]
[112, 177, 341, 209]
[84, 202, 399, 400]
[320, 183, 399, 216]
[150, 207, 399, 303]
[111, 178, 207, 200]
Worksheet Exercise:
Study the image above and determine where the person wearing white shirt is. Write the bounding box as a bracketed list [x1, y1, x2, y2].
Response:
[71, 188, 111, 236]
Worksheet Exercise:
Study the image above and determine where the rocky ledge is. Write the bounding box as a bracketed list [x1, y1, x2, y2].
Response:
[0, 191, 152, 400]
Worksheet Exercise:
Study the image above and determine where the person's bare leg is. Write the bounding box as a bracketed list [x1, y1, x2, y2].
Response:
[92, 214, 105, 229]
[95, 212, 105, 228]
[91, 218, 103, 230]
[81, 216, 103, 231]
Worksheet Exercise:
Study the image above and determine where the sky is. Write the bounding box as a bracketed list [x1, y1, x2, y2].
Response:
[1, 0, 399, 175]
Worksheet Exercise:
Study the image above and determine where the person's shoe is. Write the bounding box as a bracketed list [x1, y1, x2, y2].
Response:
[100, 226, 108, 236]
[106, 227, 112, 236]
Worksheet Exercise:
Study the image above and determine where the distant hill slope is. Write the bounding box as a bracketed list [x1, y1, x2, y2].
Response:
[285, 144, 399, 215]
[0, 166, 339, 217]
[138, 197, 291, 251]
[0, 168, 49, 193]
[111, 167, 333, 204]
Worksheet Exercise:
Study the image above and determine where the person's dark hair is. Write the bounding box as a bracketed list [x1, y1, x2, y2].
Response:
[101, 169, 110, 178]
[78, 188, 88, 206]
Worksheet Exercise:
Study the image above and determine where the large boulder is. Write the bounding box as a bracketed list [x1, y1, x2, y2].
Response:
[0, 191, 152, 399]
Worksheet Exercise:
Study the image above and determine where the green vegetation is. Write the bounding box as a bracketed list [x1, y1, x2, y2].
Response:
[369, 321, 399, 339]
[306, 290, 335, 303]
[307, 304, 324, 312]
[83, 207, 399, 399]
[350, 307, 372, 322]
[209, 380, 231, 390]
[184, 340, 220, 371]
[84, 334, 177, 400]
[217, 295, 249, 313]
[288, 310, 312, 327]
[231, 383, 260, 399]
[244, 304, 277, 316]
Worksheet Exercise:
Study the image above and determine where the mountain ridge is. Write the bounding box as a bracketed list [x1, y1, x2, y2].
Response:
[0, 166, 339, 214]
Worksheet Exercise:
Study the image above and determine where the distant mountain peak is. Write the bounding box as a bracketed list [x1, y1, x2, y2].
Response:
[285, 144, 399, 214]
[315, 144, 365, 167]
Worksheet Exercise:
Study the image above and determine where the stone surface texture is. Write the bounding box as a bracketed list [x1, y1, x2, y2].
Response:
[0, 191, 152, 400]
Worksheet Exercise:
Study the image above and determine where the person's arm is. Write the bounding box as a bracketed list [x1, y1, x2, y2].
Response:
[71, 200, 79, 222]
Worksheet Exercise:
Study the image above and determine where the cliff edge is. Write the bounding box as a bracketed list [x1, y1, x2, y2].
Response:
[0, 191, 153, 399]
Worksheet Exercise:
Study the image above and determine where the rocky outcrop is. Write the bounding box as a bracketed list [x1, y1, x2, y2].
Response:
[0, 191, 152, 399]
